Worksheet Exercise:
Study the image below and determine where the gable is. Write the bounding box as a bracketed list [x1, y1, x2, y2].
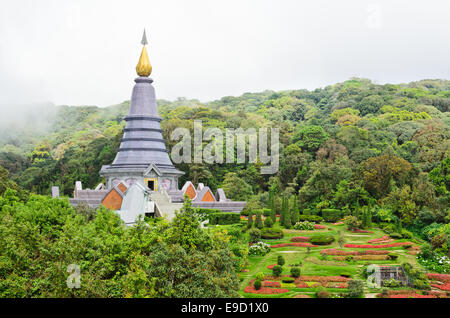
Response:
[101, 189, 123, 210]
[201, 189, 215, 202]
[143, 163, 162, 176]
[185, 183, 197, 200]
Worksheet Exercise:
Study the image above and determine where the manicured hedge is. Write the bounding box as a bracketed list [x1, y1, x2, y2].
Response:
[322, 209, 342, 222]
[298, 215, 323, 223]
[197, 208, 222, 221]
[209, 212, 241, 225]
[309, 234, 335, 245]
[261, 227, 284, 239]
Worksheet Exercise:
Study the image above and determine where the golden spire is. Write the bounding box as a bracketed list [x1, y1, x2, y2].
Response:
[136, 29, 152, 77]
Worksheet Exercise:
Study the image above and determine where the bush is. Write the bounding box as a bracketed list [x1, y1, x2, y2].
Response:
[419, 243, 433, 259]
[293, 221, 315, 230]
[310, 234, 335, 245]
[272, 265, 283, 277]
[322, 209, 342, 222]
[388, 253, 398, 260]
[197, 208, 221, 221]
[345, 255, 354, 262]
[255, 272, 265, 281]
[347, 280, 364, 298]
[277, 255, 285, 266]
[264, 217, 273, 228]
[209, 212, 241, 225]
[248, 228, 261, 243]
[298, 215, 323, 223]
[261, 208, 272, 217]
[254, 279, 262, 290]
[401, 229, 414, 239]
[413, 279, 431, 290]
[389, 232, 402, 239]
[261, 227, 283, 239]
[340, 272, 351, 278]
[316, 287, 331, 298]
[290, 267, 301, 278]
[282, 277, 295, 283]
[382, 278, 402, 288]
[248, 241, 271, 256]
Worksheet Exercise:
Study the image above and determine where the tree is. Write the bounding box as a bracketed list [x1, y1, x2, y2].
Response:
[291, 195, 300, 225]
[221, 172, 253, 201]
[247, 213, 253, 228]
[291, 125, 329, 153]
[255, 211, 263, 229]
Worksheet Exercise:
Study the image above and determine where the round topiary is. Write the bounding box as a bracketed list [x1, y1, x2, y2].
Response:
[309, 234, 335, 245]
[290, 267, 301, 278]
[254, 279, 262, 290]
[255, 272, 265, 281]
[277, 255, 286, 266]
[272, 265, 283, 277]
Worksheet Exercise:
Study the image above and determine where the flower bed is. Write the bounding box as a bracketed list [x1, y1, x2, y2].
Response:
[349, 229, 374, 233]
[427, 273, 450, 283]
[271, 243, 318, 248]
[333, 255, 389, 261]
[320, 248, 390, 255]
[389, 293, 437, 298]
[368, 235, 392, 243]
[314, 224, 326, 229]
[290, 236, 310, 242]
[267, 264, 277, 269]
[295, 281, 347, 288]
[244, 280, 288, 294]
[262, 281, 281, 288]
[431, 283, 450, 291]
[332, 221, 344, 225]
[296, 275, 350, 282]
[343, 242, 413, 248]
[293, 294, 311, 298]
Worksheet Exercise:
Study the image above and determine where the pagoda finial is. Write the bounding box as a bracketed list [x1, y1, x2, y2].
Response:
[136, 29, 152, 77]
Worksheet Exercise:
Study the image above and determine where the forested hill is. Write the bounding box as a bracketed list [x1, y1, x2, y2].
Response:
[0, 78, 449, 221]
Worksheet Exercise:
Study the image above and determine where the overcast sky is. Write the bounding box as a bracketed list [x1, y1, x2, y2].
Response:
[0, 0, 449, 107]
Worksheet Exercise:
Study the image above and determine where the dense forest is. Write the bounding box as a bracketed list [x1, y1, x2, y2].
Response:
[0, 77, 449, 297]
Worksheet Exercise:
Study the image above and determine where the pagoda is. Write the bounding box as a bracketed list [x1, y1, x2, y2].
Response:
[99, 30, 184, 191]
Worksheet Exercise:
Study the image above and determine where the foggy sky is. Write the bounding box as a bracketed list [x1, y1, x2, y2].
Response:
[0, 0, 449, 107]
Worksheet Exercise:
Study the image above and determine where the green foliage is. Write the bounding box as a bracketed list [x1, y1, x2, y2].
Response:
[248, 228, 261, 243]
[208, 212, 240, 225]
[272, 265, 283, 277]
[298, 215, 323, 223]
[254, 211, 263, 229]
[293, 221, 315, 231]
[316, 287, 331, 298]
[310, 234, 335, 245]
[290, 267, 301, 278]
[281, 277, 294, 283]
[255, 272, 265, 281]
[253, 279, 262, 290]
[260, 227, 284, 239]
[322, 209, 342, 222]
[277, 255, 286, 266]
[347, 280, 365, 298]
[263, 216, 273, 228]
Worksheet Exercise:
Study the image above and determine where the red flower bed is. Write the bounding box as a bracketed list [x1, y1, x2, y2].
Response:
[290, 236, 310, 242]
[332, 221, 344, 225]
[343, 242, 413, 248]
[320, 248, 390, 255]
[295, 281, 347, 288]
[267, 264, 277, 269]
[368, 235, 391, 243]
[389, 294, 437, 298]
[296, 276, 350, 282]
[271, 243, 318, 248]
[427, 273, 450, 283]
[350, 229, 374, 233]
[314, 224, 326, 229]
[431, 283, 450, 291]
[243, 285, 289, 294]
[262, 281, 281, 287]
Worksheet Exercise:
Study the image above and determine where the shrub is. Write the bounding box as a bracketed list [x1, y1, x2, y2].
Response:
[389, 232, 402, 239]
[388, 253, 398, 260]
[272, 265, 283, 277]
[298, 215, 323, 223]
[261, 227, 283, 239]
[197, 208, 221, 221]
[264, 217, 273, 228]
[277, 255, 286, 266]
[293, 221, 315, 230]
[419, 243, 433, 259]
[282, 277, 295, 283]
[310, 234, 335, 245]
[247, 214, 253, 228]
[248, 228, 261, 243]
[255, 272, 265, 281]
[290, 267, 301, 278]
[340, 272, 352, 278]
[254, 279, 262, 290]
[345, 255, 354, 262]
[382, 278, 403, 288]
[322, 209, 342, 222]
[413, 279, 431, 290]
[209, 212, 240, 225]
[261, 208, 272, 217]
[401, 229, 414, 239]
[343, 215, 361, 230]
[255, 211, 264, 229]
[316, 287, 331, 298]
[347, 280, 364, 298]
[248, 241, 271, 256]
